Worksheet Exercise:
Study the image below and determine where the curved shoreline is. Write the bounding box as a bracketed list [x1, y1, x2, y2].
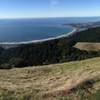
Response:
[0, 26, 77, 45]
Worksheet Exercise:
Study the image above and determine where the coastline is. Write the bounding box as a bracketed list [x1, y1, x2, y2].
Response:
[0, 26, 77, 45]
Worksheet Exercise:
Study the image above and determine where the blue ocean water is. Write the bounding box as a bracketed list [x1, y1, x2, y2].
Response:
[0, 17, 100, 43]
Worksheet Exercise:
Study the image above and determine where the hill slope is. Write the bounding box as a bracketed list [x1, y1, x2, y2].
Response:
[0, 57, 100, 100]
[74, 42, 100, 51]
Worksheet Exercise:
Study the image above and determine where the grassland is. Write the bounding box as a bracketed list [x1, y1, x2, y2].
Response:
[0, 27, 100, 100]
[74, 42, 100, 51]
[0, 57, 100, 100]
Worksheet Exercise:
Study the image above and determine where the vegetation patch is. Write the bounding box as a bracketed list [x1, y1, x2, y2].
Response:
[0, 57, 100, 100]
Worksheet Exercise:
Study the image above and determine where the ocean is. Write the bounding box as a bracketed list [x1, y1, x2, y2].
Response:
[0, 17, 100, 43]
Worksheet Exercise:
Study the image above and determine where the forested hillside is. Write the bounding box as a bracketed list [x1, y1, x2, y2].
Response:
[0, 27, 100, 69]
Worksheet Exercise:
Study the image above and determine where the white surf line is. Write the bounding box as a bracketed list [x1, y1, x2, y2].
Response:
[0, 23, 99, 45]
[0, 27, 77, 45]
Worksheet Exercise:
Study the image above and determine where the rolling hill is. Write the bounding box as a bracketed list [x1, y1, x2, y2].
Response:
[0, 57, 100, 100]
[74, 42, 100, 51]
[0, 27, 100, 100]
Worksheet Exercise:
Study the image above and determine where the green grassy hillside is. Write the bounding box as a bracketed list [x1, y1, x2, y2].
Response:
[0, 57, 100, 100]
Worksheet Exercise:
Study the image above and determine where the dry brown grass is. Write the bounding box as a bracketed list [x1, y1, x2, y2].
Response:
[74, 42, 100, 51]
[0, 57, 100, 100]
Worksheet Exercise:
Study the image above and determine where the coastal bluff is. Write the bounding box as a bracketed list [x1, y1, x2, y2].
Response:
[0, 27, 100, 69]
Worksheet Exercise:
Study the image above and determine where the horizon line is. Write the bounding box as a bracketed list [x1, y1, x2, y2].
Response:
[0, 16, 100, 19]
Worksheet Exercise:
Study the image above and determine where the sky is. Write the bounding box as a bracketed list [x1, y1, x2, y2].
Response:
[0, 0, 100, 18]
